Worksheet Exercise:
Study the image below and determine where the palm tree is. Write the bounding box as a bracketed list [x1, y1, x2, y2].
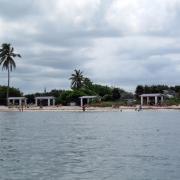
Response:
[0, 43, 21, 105]
[69, 69, 84, 89]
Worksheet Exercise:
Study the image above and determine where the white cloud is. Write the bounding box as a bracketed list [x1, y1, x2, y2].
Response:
[106, 0, 179, 34]
[0, 0, 180, 93]
[36, 0, 101, 27]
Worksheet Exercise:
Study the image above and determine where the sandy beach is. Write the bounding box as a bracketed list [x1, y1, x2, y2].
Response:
[0, 105, 180, 112]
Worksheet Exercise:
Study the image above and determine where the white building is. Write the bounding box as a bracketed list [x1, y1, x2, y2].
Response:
[8, 97, 27, 106]
[35, 96, 55, 106]
[79, 96, 97, 107]
[140, 94, 165, 106]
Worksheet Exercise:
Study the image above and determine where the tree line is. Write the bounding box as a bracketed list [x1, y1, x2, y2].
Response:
[25, 69, 133, 105]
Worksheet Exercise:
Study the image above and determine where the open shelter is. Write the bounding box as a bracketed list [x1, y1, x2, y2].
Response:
[140, 93, 165, 105]
[8, 97, 27, 106]
[35, 96, 55, 106]
[79, 96, 97, 107]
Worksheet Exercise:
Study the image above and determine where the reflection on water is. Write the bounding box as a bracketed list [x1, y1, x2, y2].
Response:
[0, 111, 180, 180]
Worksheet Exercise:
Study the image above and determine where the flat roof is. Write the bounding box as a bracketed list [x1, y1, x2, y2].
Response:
[140, 93, 164, 97]
[8, 97, 27, 100]
[35, 96, 55, 99]
[79, 96, 97, 99]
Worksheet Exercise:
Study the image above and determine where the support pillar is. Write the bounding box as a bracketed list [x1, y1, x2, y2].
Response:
[8, 99, 10, 106]
[155, 96, 158, 105]
[19, 99, 22, 106]
[13, 99, 15, 105]
[25, 99, 27, 106]
[87, 98, 90, 104]
[147, 97, 150, 105]
[35, 99, 38, 106]
[80, 98, 83, 107]
[141, 96, 143, 105]
[53, 99, 55, 106]
[161, 96, 164, 105]
[48, 99, 50, 106]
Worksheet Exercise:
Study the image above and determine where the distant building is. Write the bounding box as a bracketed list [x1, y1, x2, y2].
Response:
[163, 90, 176, 98]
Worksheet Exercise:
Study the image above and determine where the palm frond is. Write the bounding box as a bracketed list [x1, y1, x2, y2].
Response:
[2, 60, 9, 70]
[9, 57, 16, 71]
[0, 43, 20, 71]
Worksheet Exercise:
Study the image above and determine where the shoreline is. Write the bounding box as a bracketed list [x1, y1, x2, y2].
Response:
[0, 105, 179, 112]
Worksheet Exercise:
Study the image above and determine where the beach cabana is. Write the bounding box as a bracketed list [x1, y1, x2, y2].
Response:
[79, 96, 97, 107]
[140, 93, 165, 105]
[35, 96, 55, 106]
[8, 97, 27, 106]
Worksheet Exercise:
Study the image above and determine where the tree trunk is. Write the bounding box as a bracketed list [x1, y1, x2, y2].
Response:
[6, 65, 10, 106]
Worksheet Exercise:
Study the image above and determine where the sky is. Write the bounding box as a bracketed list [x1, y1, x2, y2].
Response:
[0, 0, 180, 93]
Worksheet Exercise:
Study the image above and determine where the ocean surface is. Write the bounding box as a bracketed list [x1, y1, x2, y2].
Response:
[0, 111, 180, 180]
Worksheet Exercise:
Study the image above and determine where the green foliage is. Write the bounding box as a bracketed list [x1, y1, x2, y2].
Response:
[0, 43, 21, 105]
[135, 85, 144, 98]
[70, 69, 84, 89]
[0, 85, 22, 105]
[90, 84, 112, 97]
[0, 43, 21, 71]
[83, 77, 93, 89]
[174, 86, 180, 97]
[102, 94, 113, 101]
[24, 74, 133, 106]
[58, 90, 87, 105]
[58, 90, 72, 105]
[67, 90, 86, 104]
[112, 88, 121, 100]
[25, 94, 35, 104]
[164, 98, 180, 106]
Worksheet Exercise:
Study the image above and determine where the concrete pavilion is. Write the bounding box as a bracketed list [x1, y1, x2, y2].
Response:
[35, 96, 55, 106]
[79, 96, 97, 107]
[140, 93, 165, 106]
[8, 97, 27, 106]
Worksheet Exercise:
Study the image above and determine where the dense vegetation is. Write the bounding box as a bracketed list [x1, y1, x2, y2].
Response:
[0, 86, 22, 105]
[0, 69, 179, 106]
[24, 70, 133, 106]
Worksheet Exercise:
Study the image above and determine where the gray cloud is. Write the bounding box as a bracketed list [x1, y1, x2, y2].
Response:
[0, 0, 180, 93]
[0, 0, 40, 20]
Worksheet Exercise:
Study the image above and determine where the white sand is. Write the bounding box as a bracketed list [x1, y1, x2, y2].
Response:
[0, 105, 179, 112]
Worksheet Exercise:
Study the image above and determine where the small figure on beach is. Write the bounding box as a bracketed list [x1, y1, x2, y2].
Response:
[138, 105, 142, 111]
[82, 105, 86, 112]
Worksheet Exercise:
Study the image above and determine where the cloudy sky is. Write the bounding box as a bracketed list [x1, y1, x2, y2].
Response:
[0, 0, 180, 93]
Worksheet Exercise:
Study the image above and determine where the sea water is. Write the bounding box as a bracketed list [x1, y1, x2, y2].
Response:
[0, 111, 180, 180]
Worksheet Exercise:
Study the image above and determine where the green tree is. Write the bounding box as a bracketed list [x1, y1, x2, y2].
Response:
[112, 88, 121, 100]
[91, 84, 112, 97]
[83, 77, 93, 89]
[69, 69, 84, 89]
[135, 85, 144, 98]
[0, 85, 22, 105]
[0, 43, 21, 105]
